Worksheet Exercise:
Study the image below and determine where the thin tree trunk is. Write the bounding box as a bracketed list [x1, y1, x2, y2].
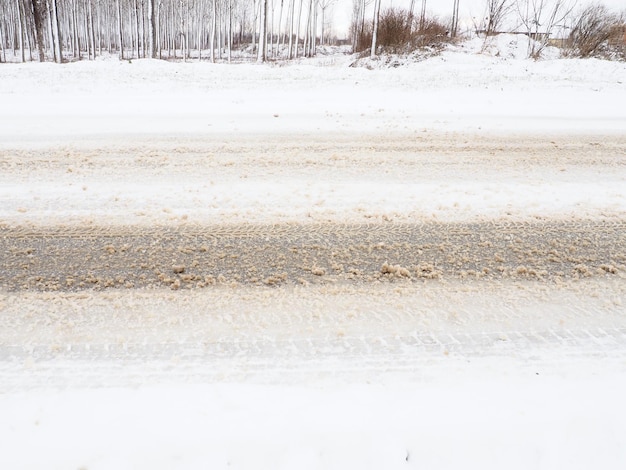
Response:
[16, 0, 25, 61]
[294, 0, 303, 58]
[133, 0, 139, 58]
[303, 0, 311, 56]
[311, 0, 316, 55]
[287, 0, 294, 58]
[24, 4, 33, 61]
[147, 0, 155, 57]
[45, 0, 56, 61]
[320, 3, 324, 46]
[251, 0, 257, 54]
[116, 0, 123, 59]
[155, 0, 160, 58]
[370, 0, 381, 58]
[216, 1, 221, 59]
[257, 0, 267, 61]
[269, 0, 274, 56]
[54, 0, 62, 61]
[97, 0, 102, 56]
[451, 0, 460, 37]
[85, 3, 91, 59]
[140, 0, 145, 58]
[73, 0, 81, 60]
[89, 0, 96, 59]
[210, 0, 215, 62]
[196, 1, 201, 61]
[30, 0, 46, 61]
[10, 2, 18, 56]
[0, 12, 6, 63]
[227, 0, 232, 62]
[275, 0, 283, 55]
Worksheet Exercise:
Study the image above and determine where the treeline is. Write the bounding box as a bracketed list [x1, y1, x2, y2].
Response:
[1, 0, 624, 64]
[0, 0, 338, 63]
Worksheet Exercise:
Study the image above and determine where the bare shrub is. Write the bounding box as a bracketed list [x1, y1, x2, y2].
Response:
[414, 17, 451, 48]
[351, 22, 373, 53]
[569, 4, 625, 58]
[517, 0, 576, 59]
[483, 0, 514, 35]
[378, 8, 413, 51]
[352, 8, 451, 55]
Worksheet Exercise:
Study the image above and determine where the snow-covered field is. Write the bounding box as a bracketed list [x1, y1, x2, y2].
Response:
[1, 37, 626, 469]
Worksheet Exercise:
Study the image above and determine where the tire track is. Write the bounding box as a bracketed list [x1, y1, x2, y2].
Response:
[1, 220, 624, 292]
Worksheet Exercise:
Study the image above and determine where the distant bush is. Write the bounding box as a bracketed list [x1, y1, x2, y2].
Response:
[351, 8, 452, 55]
[568, 5, 626, 59]
[377, 8, 413, 51]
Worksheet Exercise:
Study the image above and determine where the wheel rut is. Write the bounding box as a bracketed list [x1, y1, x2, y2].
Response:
[1, 220, 624, 292]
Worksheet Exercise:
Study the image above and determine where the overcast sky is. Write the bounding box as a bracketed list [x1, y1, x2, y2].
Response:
[330, 0, 625, 38]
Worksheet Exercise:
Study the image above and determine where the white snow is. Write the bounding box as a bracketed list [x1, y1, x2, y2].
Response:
[1, 40, 626, 469]
[1, 42, 625, 226]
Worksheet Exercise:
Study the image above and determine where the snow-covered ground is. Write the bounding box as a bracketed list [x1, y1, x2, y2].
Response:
[1, 37, 625, 227]
[1, 38, 626, 469]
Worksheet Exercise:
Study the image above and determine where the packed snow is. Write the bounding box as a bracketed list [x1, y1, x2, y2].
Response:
[1, 38, 626, 469]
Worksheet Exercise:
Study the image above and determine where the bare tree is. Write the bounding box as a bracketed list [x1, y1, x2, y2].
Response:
[517, 0, 575, 58]
[317, 0, 335, 45]
[351, 0, 372, 52]
[483, 0, 514, 35]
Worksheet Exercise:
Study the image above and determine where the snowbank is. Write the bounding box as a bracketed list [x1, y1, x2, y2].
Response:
[1, 41, 625, 143]
[460, 33, 561, 60]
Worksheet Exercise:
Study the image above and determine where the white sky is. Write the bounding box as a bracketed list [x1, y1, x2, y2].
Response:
[330, 0, 626, 38]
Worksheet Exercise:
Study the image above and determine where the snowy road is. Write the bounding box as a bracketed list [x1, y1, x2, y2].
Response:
[1, 132, 625, 469]
[1, 50, 626, 468]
